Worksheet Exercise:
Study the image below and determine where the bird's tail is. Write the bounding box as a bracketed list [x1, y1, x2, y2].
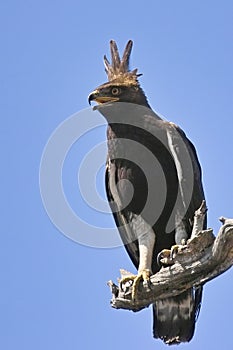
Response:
[153, 287, 203, 345]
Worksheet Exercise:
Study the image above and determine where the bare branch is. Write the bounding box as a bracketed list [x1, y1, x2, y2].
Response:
[191, 200, 207, 238]
[108, 210, 233, 312]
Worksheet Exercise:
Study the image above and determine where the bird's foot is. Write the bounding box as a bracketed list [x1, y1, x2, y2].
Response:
[119, 269, 151, 301]
[157, 249, 174, 266]
[170, 241, 186, 259]
[158, 241, 187, 267]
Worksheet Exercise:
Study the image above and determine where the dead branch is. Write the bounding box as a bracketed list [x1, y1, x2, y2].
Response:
[108, 204, 233, 312]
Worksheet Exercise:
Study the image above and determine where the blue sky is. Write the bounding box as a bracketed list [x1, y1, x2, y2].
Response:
[1, 1, 233, 349]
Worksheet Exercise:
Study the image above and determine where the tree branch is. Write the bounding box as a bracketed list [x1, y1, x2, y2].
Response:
[107, 204, 233, 312]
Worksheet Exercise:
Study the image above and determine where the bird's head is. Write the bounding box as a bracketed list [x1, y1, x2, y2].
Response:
[88, 40, 150, 108]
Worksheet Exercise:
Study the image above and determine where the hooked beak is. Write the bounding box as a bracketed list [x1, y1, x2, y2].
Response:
[88, 90, 119, 105]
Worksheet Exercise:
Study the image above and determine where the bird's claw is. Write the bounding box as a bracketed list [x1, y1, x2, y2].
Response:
[157, 249, 174, 266]
[158, 242, 187, 267]
[119, 269, 151, 301]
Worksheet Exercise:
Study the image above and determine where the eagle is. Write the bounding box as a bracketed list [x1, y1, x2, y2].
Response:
[88, 40, 206, 345]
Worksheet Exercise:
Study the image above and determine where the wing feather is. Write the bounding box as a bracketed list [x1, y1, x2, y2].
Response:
[105, 162, 139, 269]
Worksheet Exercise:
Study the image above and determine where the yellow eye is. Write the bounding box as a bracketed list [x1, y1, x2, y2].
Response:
[111, 87, 121, 95]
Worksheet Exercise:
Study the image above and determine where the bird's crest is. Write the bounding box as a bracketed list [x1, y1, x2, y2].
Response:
[104, 40, 142, 85]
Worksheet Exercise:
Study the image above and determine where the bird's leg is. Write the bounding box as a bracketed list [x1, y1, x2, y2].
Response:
[170, 216, 188, 260]
[167, 203, 207, 262]
[158, 216, 188, 266]
[119, 216, 155, 302]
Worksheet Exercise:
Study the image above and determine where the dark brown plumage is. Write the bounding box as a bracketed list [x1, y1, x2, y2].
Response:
[88, 40, 206, 345]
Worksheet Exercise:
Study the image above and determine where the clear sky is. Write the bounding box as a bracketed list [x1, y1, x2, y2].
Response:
[1, 1, 233, 349]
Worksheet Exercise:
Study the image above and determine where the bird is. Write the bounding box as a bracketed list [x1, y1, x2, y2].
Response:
[88, 40, 206, 345]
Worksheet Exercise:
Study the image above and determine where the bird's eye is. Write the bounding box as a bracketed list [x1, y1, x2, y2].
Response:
[111, 87, 121, 95]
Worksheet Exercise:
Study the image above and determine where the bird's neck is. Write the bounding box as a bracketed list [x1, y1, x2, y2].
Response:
[136, 87, 151, 108]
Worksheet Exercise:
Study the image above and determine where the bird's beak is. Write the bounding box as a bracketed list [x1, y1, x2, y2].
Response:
[88, 90, 99, 105]
[88, 90, 119, 105]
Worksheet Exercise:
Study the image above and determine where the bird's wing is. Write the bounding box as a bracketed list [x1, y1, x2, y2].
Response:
[166, 123, 206, 231]
[105, 161, 140, 269]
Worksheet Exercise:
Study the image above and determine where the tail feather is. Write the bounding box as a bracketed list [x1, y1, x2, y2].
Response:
[153, 287, 203, 345]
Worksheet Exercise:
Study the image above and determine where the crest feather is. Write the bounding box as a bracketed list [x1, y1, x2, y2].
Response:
[104, 40, 142, 84]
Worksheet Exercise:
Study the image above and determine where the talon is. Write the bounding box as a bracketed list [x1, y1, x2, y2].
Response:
[170, 245, 180, 259]
[132, 269, 151, 301]
[157, 249, 174, 267]
[119, 269, 151, 302]
[142, 269, 152, 292]
[170, 242, 187, 259]
[119, 274, 137, 292]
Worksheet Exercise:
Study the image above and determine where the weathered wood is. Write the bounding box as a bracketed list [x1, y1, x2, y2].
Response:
[108, 207, 233, 312]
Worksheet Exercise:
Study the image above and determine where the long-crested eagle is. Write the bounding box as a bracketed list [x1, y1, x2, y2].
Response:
[88, 40, 206, 345]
